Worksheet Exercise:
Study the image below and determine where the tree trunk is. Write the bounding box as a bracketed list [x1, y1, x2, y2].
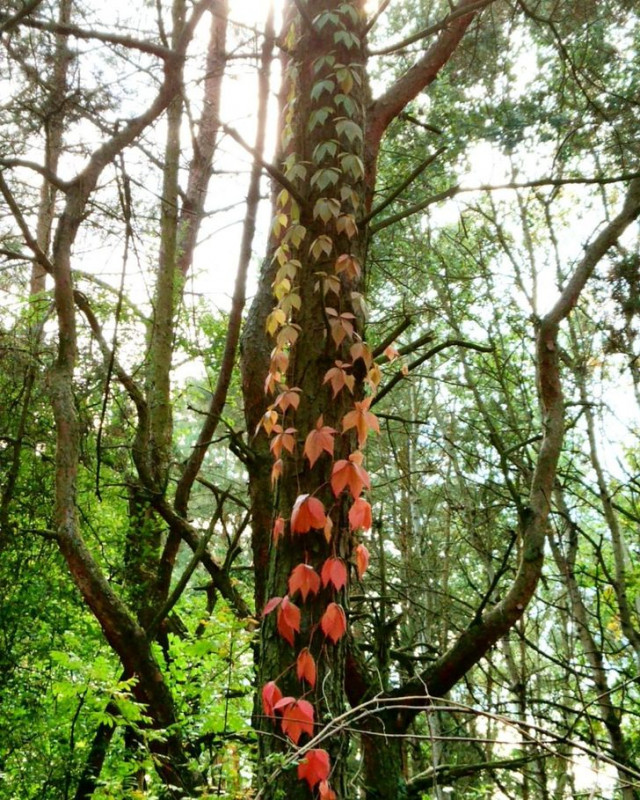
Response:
[243, 2, 369, 797]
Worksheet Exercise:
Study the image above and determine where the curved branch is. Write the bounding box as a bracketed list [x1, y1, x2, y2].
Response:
[388, 176, 640, 730]
[367, 0, 493, 150]
[373, 338, 492, 406]
[0, 11, 174, 58]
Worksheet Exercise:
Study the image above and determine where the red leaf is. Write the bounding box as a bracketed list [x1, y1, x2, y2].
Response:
[272, 516, 285, 544]
[303, 416, 336, 467]
[289, 564, 321, 602]
[319, 780, 337, 800]
[348, 497, 372, 531]
[321, 603, 347, 643]
[342, 397, 380, 447]
[273, 696, 296, 712]
[335, 253, 361, 279]
[298, 749, 331, 788]
[356, 543, 370, 579]
[331, 452, 371, 499]
[291, 494, 327, 534]
[280, 699, 315, 745]
[277, 596, 300, 645]
[262, 596, 282, 617]
[262, 681, 283, 718]
[321, 558, 347, 591]
[296, 648, 317, 687]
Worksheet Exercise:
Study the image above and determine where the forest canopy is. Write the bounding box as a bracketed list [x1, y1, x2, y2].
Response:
[1, 1, 640, 799]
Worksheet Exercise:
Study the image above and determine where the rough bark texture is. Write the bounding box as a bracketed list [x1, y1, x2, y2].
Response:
[243, 2, 369, 797]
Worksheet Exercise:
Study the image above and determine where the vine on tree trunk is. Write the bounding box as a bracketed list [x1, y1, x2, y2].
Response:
[255, 2, 383, 796]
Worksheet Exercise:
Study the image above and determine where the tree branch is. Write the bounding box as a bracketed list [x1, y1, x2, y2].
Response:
[370, 0, 494, 56]
[174, 6, 275, 517]
[370, 171, 640, 234]
[361, 146, 446, 225]
[386, 176, 640, 731]
[0, 158, 70, 191]
[367, 0, 493, 147]
[373, 338, 491, 406]
[0, 11, 175, 59]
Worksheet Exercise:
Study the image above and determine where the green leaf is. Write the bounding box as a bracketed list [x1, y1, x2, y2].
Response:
[334, 30, 360, 50]
[313, 54, 336, 74]
[311, 79, 336, 102]
[340, 153, 365, 180]
[338, 2, 361, 23]
[314, 10, 340, 30]
[310, 168, 341, 191]
[308, 107, 333, 131]
[313, 197, 341, 224]
[313, 140, 339, 164]
[309, 235, 333, 261]
[335, 117, 363, 143]
[335, 93, 357, 116]
[285, 162, 308, 184]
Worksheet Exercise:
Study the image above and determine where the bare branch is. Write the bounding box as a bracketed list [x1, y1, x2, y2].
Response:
[0, 172, 53, 274]
[0, 0, 43, 31]
[0, 11, 175, 59]
[370, 172, 640, 234]
[373, 338, 492, 406]
[370, 0, 495, 55]
[0, 159, 70, 191]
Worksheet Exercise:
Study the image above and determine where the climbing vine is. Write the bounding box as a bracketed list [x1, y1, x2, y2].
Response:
[255, 2, 380, 796]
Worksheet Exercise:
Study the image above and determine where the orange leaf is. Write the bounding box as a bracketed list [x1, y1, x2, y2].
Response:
[321, 558, 347, 591]
[335, 253, 361, 279]
[277, 596, 300, 645]
[366, 363, 382, 392]
[321, 603, 347, 643]
[350, 341, 373, 369]
[277, 698, 315, 745]
[384, 344, 400, 361]
[262, 681, 283, 718]
[270, 425, 297, 458]
[348, 498, 372, 531]
[323, 361, 355, 399]
[319, 780, 337, 800]
[270, 346, 289, 374]
[298, 749, 331, 788]
[274, 387, 301, 413]
[327, 310, 356, 347]
[272, 516, 285, 544]
[323, 515, 334, 544]
[296, 648, 317, 687]
[256, 409, 278, 436]
[289, 564, 321, 601]
[342, 397, 380, 447]
[291, 494, 327, 534]
[331, 454, 371, 499]
[271, 458, 283, 487]
[304, 417, 336, 467]
[356, 543, 370, 579]
[264, 372, 279, 395]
